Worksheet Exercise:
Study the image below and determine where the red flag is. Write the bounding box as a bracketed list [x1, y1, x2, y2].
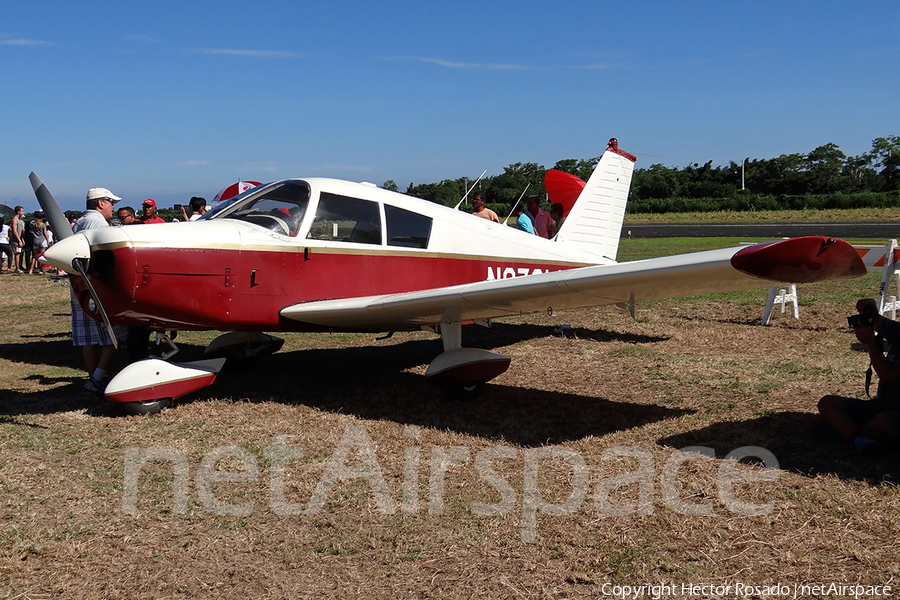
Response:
[213, 181, 262, 203]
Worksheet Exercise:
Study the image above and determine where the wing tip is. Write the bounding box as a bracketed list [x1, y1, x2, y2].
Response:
[732, 236, 867, 283]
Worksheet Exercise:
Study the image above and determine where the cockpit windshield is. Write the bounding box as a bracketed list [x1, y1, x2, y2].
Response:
[201, 180, 310, 237]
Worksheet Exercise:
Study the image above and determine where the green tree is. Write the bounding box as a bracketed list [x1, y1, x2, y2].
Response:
[746, 153, 807, 195]
[551, 157, 599, 181]
[382, 180, 398, 192]
[552, 158, 578, 174]
[631, 164, 679, 200]
[406, 179, 461, 207]
[805, 143, 846, 194]
[483, 162, 547, 209]
[680, 160, 736, 198]
[869, 136, 900, 191]
[842, 153, 879, 192]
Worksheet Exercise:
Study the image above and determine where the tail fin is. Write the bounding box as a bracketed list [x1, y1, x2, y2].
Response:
[554, 146, 635, 261]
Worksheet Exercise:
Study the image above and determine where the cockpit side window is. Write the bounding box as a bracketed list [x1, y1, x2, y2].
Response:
[307, 192, 382, 245]
[384, 205, 432, 249]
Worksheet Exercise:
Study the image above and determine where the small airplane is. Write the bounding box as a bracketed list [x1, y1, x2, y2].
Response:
[32, 140, 866, 414]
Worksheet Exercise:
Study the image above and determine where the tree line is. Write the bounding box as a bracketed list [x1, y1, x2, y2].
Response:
[391, 136, 900, 214]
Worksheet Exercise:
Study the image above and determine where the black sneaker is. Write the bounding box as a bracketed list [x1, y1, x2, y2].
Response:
[84, 377, 107, 394]
[812, 422, 844, 443]
[854, 436, 891, 458]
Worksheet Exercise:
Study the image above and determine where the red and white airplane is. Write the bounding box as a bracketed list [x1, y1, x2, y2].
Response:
[33, 141, 866, 413]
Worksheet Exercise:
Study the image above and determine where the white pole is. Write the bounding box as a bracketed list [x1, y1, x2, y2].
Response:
[454, 170, 487, 210]
[502, 183, 531, 225]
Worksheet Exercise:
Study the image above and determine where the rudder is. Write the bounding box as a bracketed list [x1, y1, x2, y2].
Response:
[554, 143, 636, 261]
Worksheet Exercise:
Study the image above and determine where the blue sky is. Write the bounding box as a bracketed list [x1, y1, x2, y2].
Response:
[2, 1, 898, 213]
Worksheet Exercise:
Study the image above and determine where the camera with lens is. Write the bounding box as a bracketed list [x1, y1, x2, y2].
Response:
[848, 313, 875, 328]
[848, 310, 877, 328]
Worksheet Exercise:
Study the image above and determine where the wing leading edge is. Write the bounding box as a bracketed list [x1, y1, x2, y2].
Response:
[280, 236, 865, 331]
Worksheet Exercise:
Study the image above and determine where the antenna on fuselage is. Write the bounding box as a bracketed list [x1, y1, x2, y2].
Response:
[502, 184, 531, 225]
[453, 170, 486, 210]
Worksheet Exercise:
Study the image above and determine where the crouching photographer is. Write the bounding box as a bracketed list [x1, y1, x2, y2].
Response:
[818, 298, 900, 456]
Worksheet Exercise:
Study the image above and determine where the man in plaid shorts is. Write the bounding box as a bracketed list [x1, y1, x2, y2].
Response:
[72, 187, 128, 393]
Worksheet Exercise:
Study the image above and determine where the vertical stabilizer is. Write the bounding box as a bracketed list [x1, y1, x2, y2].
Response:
[554, 144, 636, 261]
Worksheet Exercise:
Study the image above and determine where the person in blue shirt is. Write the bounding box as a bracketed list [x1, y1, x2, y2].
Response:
[819, 298, 900, 456]
[512, 205, 536, 235]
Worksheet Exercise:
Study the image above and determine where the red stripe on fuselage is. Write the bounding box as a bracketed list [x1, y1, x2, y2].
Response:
[82, 246, 584, 331]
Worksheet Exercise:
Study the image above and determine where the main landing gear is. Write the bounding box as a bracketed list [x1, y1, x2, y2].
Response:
[423, 321, 510, 397]
[119, 397, 173, 416]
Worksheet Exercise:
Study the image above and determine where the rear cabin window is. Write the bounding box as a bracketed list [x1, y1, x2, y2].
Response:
[307, 193, 382, 245]
[385, 205, 432, 249]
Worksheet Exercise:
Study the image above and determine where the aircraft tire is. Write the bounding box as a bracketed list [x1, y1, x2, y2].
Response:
[445, 382, 486, 401]
[119, 398, 173, 416]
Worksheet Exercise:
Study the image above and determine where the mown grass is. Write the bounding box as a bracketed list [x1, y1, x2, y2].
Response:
[623, 206, 900, 224]
[618, 236, 769, 261]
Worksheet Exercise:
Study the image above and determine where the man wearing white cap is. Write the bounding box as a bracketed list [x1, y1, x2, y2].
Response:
[73, 187, 125, 393]
[76, 188, 121, 234]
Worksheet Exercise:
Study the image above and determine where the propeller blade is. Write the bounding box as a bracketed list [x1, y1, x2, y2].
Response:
[73, 259, 118, 349]
[29, 172, 72, 241]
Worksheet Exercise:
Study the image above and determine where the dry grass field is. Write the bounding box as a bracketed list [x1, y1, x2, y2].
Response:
[2, 245, 900, 599]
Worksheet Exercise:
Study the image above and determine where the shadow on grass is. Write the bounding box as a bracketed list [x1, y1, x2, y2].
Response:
[0, 322, 665, 373]
[0, 339, 209, 418]
[673, 313, 832, 332]
[0, 414, 50, 428]
[202, 328, 685, 446]
[0, 338, 213, 372]
[21, 332, 71, 340]
[211, 375, 689, 448]
[0, 339, 88, 371]
[2, 324, 684, 445]
[1, 381, 111, 417]
[463, 322, 669, 348]
[658, 412, 900, 484]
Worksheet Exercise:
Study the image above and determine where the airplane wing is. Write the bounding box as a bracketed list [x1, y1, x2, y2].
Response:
[280, 236, 865, 330]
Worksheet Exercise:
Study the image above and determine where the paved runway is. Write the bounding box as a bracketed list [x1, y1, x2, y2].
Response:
[621, 222, 900, 239]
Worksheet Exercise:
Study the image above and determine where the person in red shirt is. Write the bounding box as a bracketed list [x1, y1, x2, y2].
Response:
[138, 199, 166, 224]
[526, 196, 556, 239]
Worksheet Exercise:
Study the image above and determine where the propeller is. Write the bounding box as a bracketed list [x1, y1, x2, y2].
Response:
[29, 172, 72, 241]
[29, 172, 118, 348]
